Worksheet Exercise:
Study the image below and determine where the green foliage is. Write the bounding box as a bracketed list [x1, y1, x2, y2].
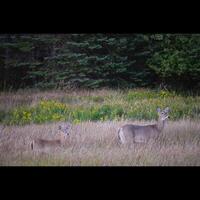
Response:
[0, 110, 7, 123]
[1, 34, 200, 91]
[0, 34, 154, 90]
[2, 89, 200, 125]
[126, 89, 175, 101]
[7, 100, 69, 125]
[42, 34, 154, 89]
[148, 34, 200, 90]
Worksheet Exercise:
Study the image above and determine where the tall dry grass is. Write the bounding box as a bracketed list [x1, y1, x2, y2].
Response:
[0, 89, 200, 166]
[0, 119, 200, 166]
[0, 88, 116, 111]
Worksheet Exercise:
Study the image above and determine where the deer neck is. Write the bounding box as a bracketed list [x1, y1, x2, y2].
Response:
[156, 119, 166, 133]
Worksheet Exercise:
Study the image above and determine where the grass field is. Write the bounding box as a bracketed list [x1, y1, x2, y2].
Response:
[1, 120, 200, 166]
[0, 88, 200, 125]
[0, 89, 200, 166]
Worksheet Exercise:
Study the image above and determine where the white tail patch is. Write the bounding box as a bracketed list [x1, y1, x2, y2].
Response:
[118, 128, 126, 144]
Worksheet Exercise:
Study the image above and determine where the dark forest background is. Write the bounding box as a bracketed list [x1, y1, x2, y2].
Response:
[1, 34, 200, 91]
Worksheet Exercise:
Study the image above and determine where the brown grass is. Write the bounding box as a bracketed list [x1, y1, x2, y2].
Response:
[0, 119, 200, 166]
[0, 88, 119, 113]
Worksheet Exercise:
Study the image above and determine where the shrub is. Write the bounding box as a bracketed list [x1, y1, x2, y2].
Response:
[2, 89, 200, 125]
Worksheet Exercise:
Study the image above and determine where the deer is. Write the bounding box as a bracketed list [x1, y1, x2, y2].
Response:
[118, 107, 170, 144]
[30, 122, 72, 151]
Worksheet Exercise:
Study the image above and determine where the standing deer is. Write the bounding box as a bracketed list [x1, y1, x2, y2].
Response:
[31, 122, 72, 151]
[118, 107, 170, 144]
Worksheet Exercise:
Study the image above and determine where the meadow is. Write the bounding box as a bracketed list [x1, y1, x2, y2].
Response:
[0, 88, 200, 166]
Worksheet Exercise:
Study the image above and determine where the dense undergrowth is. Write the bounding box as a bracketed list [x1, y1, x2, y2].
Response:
[0, 89, 200, 125]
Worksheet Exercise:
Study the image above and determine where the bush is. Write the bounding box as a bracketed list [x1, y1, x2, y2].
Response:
[2, 89, 200, 125]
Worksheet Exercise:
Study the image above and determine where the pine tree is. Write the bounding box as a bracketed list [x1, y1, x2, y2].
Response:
[42, 34, 154, 89]
[0, 34, 58, 89]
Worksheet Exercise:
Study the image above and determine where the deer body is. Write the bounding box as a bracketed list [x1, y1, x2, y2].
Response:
[31, 122, 71, 151]
[31, 139, 62, 151]
[118, 107, 170, 144]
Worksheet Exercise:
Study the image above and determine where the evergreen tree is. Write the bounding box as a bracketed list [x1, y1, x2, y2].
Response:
[0, 34, 58, 89]
[1, 33, 200, 91]
[148, 34, 200, 90]
[43, 34, 154, 89]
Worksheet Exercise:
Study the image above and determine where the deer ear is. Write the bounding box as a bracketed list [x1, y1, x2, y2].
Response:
[157, 108, 161, 113]
[165, 107, 170, 112]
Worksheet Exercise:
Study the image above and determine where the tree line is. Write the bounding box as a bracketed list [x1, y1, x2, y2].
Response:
[0, 34, 200, 91]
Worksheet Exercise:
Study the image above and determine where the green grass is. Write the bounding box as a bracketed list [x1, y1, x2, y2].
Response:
[1, 89, 200, 125]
